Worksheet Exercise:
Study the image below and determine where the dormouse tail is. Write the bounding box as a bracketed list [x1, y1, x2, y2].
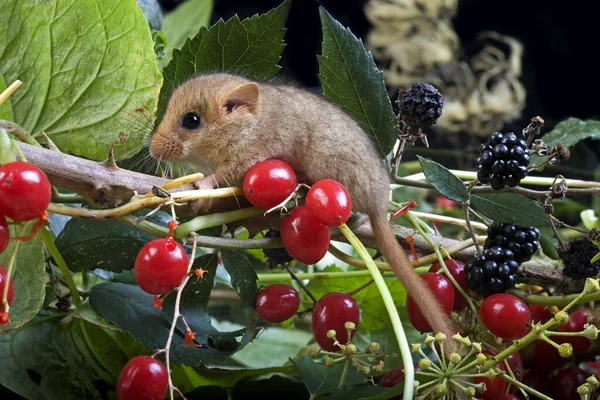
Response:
[368, 210, 455, 340]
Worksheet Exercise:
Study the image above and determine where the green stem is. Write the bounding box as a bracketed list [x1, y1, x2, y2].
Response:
[337, 224, 414, 400]
[175, 207, 264, 238]
[1, 227, 23, 313]
[40, 224, 82, 307]
[498, 370, 553, 400]
[338, 358, 351, 389]
[257, 270, 398, 283]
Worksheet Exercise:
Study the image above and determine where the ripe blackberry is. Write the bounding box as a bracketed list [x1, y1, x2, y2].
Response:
[396, 82, 444, 128]
[484, 222, 540, 264]
[263, 230, 293, 268]
[476, 132, 530, 190]
[465, 246, 519, 296]
[560, 237, 600, 280]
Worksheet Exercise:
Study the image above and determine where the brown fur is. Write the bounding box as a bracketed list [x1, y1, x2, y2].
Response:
[151, 73, 455, 341]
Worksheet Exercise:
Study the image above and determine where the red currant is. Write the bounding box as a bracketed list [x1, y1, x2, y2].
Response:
[0, 265, 14, 306]
[497, 395, 519, 400]
[553, 367, 588, 400]
[521, 370, 555, 398]
[311, 292, 359, 351]
[406, 273, 454, 333]
[305, 179, 352, 226]
[0, 161, 51, 221]
[243, 159, 297, 210]
[555, 308, 592, 354]
[280, 206, 330, 264]
[528, 303, 552, 324]
[534, 339, 569, 371]
[134, 237, 188, 295]
[480, 294, 531, 340]
[255, 284, 300, 323]
[428, 259, 468, 312]
[0, 215, 9, 254]
[473, 350, 507, 400]
[378, 364, 421, 400]
[116, 356, 168, 400]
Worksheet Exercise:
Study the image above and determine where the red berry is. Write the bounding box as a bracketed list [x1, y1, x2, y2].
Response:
[255, 284, 300, 323]
[0, 161, 51, 221]
[0, 265, 14, 307]
[497, 395, 519, 400]
[311, 292, 359, 351]
[553, 367, 588, 400]
[0, 215, 9, 253]
[406, 273, 454, 332]
[555, 308, 592, 354]
[116, 356, 168, 400]
[534, 339, 569, 371]
[134, 237, 188, 295]
[528, 304, 552, 324]
[473, 350, 507, 400]
[480, 294, 531, 340]
[428, 259, 468, 312]
[378, 364, 421, 400]
[520, 370, 555, 398]
[280, 206, 330, 264]
[305, 179, 352, 226]
[435, 196, 457, 209]
[243, 159, 297, 210]
[505, 351, 524, 393]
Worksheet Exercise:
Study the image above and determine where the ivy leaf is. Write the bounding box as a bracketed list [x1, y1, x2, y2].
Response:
[418, 156, 469, 202]
[220, 249, 259, 307]
[318, 7, 398, 157]
[162, 0, 213, 56]
[0, 73, 13, 120]
[470, 193, 549, 228]
[292, 356, 364, 396]
[158, 0, 290, 121]
[0, 0, 162, 160]
[541, 118, 600, 147]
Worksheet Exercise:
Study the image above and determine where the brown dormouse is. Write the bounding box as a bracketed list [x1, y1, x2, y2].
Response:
[150, 73, 454, 340]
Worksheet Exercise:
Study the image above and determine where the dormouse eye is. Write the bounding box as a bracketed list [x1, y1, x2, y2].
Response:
[181, 112, 201, 130]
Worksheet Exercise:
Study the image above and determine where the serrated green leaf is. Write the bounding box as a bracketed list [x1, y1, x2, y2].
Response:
[0, 73, 14, 120]
[470, 193, 549, 228]
[318, 8, 398, 157]
[292, 356, 364, 396]
[0, 225, 46, 332]
[162, 0, 213, 56]
[0, 0, 162, 160]
[89, 282, 240, 364]
[542, 118, 600, 148]
[220, 250, 259, 307]
[418, 156, 469, 202]
[158, 0, 290, 121]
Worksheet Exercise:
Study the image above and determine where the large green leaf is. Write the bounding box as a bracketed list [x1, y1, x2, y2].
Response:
[158, 0, 290, 121]
[418, 156, 469, 202]
[162, 0, 213, 56]
[220, 249, 259, 307]
[318, 7, 398, 157]
[0, 225, 46, 332]
[541, 118, 600, 147]
[0, 0, 162, 160]
[292, 356, 365, 397]
[470, 193, 550, 228]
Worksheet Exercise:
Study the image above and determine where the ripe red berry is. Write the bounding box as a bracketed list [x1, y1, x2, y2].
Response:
[406, 273, 454, 332]
[255, 284, 300, 323]
[0, 161, 51, 221]
[555, 308, 592, 354]
[280, 206, 330, 264]
[0, 265, 14, 306]
[534, 339, 569, 371]
[378, 364, 421, 400]
[243, 159, 297, 210]
[305, 179, 352, 226]
[312, 292, 359, 351]
[505, 351, 524, 393]
[0, 215, 9, 254]
[134, 237, 188, 295]
[528, 304, 552, 324]
[497, 395, 519, 400]
[480, 294, 531, 340]
[116, 356, 168, 400]
[428, 259, 468, 311]
[473, 350, 507, 400]
[521, 370, 555, 398]
[553, 367, 588, 400]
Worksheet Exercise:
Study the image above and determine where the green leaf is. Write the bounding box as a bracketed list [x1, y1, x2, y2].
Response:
[0, 0, 162, 160]
[0, 128, 17, 164]
[418, 156, 469, 202]
[542, 118, 600, 148]
[180, 363, 296, 389]
[158, 0, 290, 121]
[591, 252, 600, 263]
[89, 282, 241, 364]
[318, 7, 398, 157]
[0, 226, 46, 332]
[292, 356, 364, 396]
[0, 73, 14, 120]
[220, 249, 259, 307]
[470, 193, 550, 228]
[326, 385, 390, 400]
[137, 0, 163, 31]
[162, 0, 213, 56]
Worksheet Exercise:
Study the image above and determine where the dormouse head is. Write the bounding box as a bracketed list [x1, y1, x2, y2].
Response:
[149, 74, 260, 163]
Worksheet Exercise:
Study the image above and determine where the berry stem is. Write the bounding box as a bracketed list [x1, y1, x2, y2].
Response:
[496, 369, 553, 400]
[337, 223, 414, 400]
[337, 358, 351, 389]
[258, 269, 399, 283]
[0, 80, 22, 106]
[1, 225, 23, 315]
[462, 202, 482, 254]
[39, 223, 83, 307]
[284, 265, 318, 303]
[174, 207, 264, 239]
[514, 289, 600, 306]
[0, 120, 39, 147]
[407, 210, 487, 231]
[344, 279, 375, 297]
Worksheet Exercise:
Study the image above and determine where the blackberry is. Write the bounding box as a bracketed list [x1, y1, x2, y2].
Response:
[396, 82, 444, 128]
[263, 230, 293, 267]
[484, 222, 540, 264]
[465, 246, 519, 296]
[560, 237, 600, 280]
[476, 132, 530, 190]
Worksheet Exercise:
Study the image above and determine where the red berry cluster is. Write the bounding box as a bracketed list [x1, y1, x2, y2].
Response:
[243, 159, 352, 265]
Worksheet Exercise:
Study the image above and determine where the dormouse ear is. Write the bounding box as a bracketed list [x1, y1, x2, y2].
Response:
[223, 83, 259, 115]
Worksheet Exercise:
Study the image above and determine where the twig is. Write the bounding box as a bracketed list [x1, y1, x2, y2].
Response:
[463, 203, 482, 254]
[0, 80, 22, 105]
[284, 265, 318, 303]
